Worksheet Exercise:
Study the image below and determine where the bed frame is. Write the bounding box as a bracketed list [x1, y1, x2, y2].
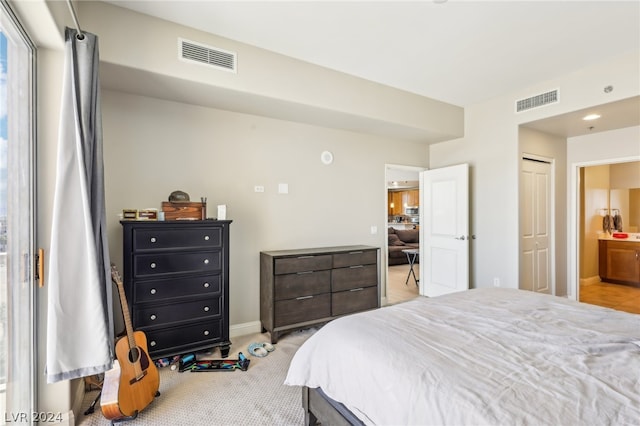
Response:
[302, 386, 364, 426]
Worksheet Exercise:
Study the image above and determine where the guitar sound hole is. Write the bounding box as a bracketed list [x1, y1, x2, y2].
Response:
[128, 347, 141, 364]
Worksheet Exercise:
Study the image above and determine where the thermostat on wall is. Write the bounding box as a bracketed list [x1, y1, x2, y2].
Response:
[320, 151, 334, 165]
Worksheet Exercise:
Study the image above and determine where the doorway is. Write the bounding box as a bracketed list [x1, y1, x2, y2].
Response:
[573, 159, 640, 307]
[384, 164, 426, 305]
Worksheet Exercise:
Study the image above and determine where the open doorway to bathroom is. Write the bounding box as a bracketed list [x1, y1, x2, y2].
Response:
[385, 164, 426, 305]
[578, 160, 640, 314]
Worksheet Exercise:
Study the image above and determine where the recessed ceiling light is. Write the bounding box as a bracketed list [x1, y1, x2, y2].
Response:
[583, 114, 601, 121]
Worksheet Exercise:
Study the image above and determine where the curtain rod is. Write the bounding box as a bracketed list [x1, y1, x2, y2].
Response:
[66, 0, 84, 39]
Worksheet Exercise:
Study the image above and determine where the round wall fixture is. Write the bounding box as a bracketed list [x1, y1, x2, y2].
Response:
[320, 151, 334, 165]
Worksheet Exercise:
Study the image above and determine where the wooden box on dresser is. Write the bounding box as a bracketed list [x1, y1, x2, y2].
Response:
[121, 220, 232, 359]
[260, 245, 380, 343]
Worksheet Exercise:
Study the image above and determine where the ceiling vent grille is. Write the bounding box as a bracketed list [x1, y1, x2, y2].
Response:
[179, 38, 236, 73]
[516, 89, 559, 113]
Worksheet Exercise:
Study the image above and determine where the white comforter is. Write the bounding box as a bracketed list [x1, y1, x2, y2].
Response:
[285, 288, 640, 425]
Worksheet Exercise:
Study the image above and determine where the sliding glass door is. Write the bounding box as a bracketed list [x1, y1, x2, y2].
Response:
[0, 0, 36, 421]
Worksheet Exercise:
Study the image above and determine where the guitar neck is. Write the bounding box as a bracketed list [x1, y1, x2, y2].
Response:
[111, 264, 145, 380]
[115, 279, 137, 350]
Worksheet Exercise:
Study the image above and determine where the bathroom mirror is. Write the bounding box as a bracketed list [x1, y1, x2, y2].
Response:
[610, 187, 640, 232]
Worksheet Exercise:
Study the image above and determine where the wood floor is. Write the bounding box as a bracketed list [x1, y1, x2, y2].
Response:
[387, 264, 419, 305]
[579, 282, 640, 314]
[388, 265, 640, 315]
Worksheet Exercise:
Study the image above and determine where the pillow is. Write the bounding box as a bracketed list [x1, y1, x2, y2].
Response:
[388, 234, 406, 246]
[395, 229, 419, 243]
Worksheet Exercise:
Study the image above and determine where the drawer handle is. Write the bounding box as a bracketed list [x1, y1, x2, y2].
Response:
[150, 262, 157, 269]
[297, 255, 314, 259]
[150, 288, 157, 295]
[203, 282, 210, 288]
[204, 235, 210, 241]
[150, 340, 156, 347]
[297, 271, 313, 275]
[296, 295, 313, 300]
[203, 306, 210, 312]
[150, 314, 157, 320]
[349, 265, 364, 269]
[150, 237, 157, 243]
[350, 287, 364, 292]
[203, 330, 210, 336]
[204, 259, 209, 265]
[349, 251, 364, 254]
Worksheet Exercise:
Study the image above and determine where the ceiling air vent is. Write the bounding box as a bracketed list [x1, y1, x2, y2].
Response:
[179, 38, 236, 73]
[515, 89, 559, 113]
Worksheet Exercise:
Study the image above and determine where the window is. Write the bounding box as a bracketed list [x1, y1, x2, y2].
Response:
[0, 0, 36, 420]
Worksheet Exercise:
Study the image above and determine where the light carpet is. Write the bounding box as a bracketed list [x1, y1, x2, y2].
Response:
[78, 328, 316, 426]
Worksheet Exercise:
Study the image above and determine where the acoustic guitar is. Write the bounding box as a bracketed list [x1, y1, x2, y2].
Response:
[101, 264, 160, 421]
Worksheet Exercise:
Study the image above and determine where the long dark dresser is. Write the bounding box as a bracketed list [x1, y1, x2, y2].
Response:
[260, 245, 380, 343]
[121, 220, 232, 359]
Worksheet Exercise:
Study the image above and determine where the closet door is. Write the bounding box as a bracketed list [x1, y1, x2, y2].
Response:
[520, 157, 553, 294]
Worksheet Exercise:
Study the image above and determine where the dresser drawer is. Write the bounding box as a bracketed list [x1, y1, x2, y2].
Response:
[133, 274, 221, 303]
[134, 298, 221, 328]
[332, 286, 378, 317]
[133, 227, 222, 251]
[332, 264, 378, 292]
[134, 251, 221, 277]
[274, 255, 332, 275]
[333, 250, 377, 268]
[145, 319, 223, 355]
[274, 270, 331, 300]
[274, 293, 330, 327]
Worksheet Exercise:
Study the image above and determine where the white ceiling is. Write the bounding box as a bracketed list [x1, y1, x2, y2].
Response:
[103, 0, 639, 107]
[100, 0, 640, 138]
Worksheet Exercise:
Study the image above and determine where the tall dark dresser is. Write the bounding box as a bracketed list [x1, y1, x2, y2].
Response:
[121, 220, 232, 359]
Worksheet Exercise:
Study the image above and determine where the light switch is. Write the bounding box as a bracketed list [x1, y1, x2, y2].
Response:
[278, 183, 289, 194]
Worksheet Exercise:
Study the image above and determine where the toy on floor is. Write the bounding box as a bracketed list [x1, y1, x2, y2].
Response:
[178, 352, 250, 372]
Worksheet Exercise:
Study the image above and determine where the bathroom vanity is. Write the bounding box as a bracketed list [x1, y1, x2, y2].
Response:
[599, 234, 640, 286]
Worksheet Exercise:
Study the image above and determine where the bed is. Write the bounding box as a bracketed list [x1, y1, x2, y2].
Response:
[285, 288, 640, 425]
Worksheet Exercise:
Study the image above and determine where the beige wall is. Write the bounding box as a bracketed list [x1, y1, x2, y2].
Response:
[431, 51, 639, 295]
[101, 90, 429, 328]
[630, 189, 640, 232]
[610, 161, 640, 188]
[582, 165, 610, 279]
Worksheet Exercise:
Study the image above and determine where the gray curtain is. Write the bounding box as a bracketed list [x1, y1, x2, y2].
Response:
[46, 28, 113, 383]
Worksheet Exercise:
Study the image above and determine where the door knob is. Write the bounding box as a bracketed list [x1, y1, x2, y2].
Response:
[455, 236, 466, 240]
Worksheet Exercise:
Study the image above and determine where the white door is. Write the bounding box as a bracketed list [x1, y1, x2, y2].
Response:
[520, 157, 553, 294]
[419, 164, 469, 297]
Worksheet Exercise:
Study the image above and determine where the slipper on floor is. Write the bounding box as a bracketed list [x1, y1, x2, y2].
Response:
[263, 342, 275, 352]
[248, 343, 268, 357]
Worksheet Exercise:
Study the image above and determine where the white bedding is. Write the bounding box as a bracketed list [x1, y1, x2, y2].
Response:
[285, 288, 640, 425]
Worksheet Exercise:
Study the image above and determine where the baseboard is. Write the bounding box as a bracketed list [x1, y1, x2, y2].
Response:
[230, 321, 262, 338]
[580, 276, 601, 286]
